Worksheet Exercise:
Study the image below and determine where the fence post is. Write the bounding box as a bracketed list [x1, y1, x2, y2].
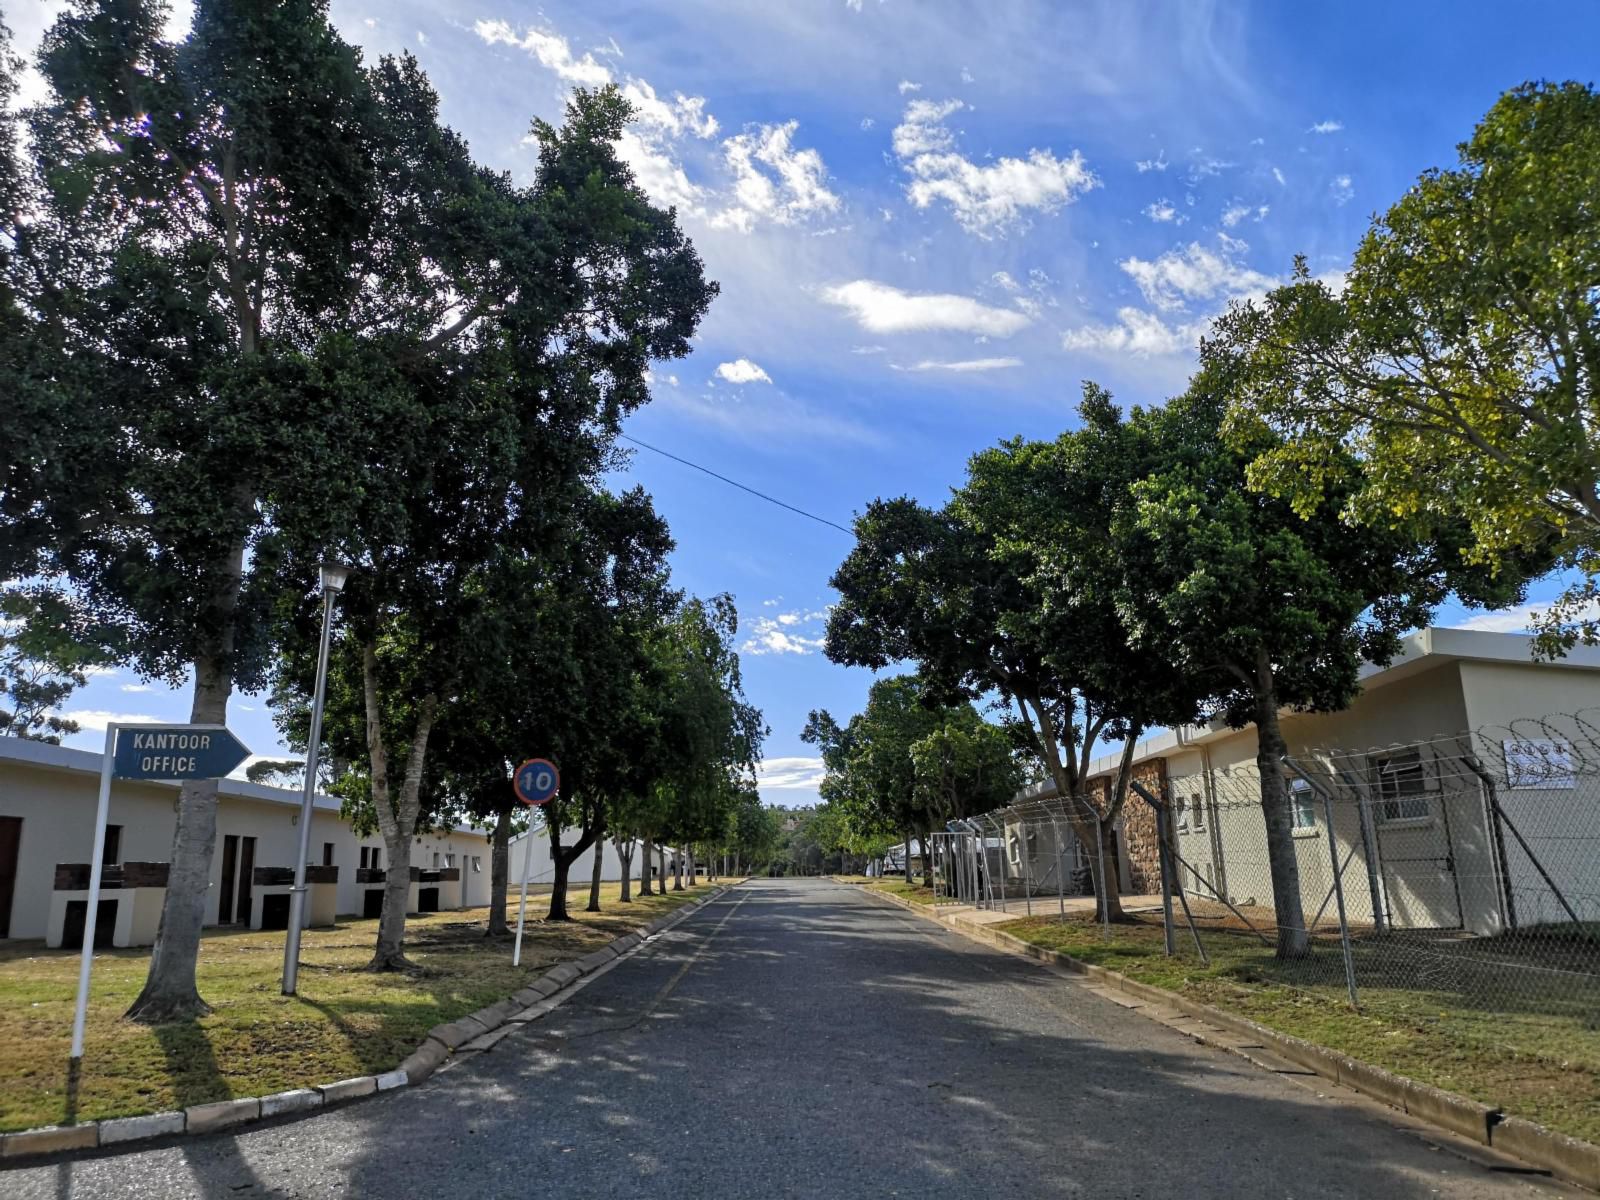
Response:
[1093, 810, 1110, 941]
[1322, 784, 1359, 1009]
[1148, 792, 1176, 956]
[1049, 812, 1065, 920]
[989, 815, 1009, 915]
[1021, 812, 1033, 917]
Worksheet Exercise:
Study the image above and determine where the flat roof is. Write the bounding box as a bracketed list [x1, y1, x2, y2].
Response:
[1018, 626, 1600, 801]
[0, 734, 483, 836]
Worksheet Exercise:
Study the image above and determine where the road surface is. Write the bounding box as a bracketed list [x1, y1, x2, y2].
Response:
[4, 879, 1572, 1198]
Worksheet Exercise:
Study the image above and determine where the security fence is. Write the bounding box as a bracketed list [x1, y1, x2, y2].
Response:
[946, 711, 1600, 1021]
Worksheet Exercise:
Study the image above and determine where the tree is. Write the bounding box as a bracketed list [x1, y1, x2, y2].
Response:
[0, 593, 92, 743]
[826, 391, 1201, 918]
[1220, 81, 1596, 653]
[1114, 362, 1533, 956]
[16, 0, 439, 1019]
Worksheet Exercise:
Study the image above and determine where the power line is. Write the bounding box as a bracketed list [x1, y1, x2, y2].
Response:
[619, 434, 855, 536]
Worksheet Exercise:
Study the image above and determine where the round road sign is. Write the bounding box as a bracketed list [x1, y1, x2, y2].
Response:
[514, 758, 559, 806]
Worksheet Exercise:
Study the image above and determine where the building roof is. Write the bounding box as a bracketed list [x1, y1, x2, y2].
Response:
[1018, 627, 1600, 803]
[0, 734, 484, 836]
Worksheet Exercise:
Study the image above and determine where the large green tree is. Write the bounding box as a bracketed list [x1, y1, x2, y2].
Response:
[1221, 81, 1595, 653]
[1116, 360, 1533, 956]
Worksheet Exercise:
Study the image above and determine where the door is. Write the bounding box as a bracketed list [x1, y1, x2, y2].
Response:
[219, 835, 238, 924]
[0, 817, 20, 938]
[236, 836, 256, 927]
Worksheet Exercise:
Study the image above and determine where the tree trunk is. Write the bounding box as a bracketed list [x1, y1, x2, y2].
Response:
[673, 848, 683, 890]
[363, 644, 439, 972]
[548, 849, 573, 922]
[486, 807, 511, 936]
[687, 846, 697, 886]
[1255, 673, 1310, 958]
[615, 838, 634, 902]
[657, 844, 667, 891]
[1095, 815, 1126, 922]
[639, 834, 654, 896]
[126, 651, 234, 1022]
[586, 829, 605, 913]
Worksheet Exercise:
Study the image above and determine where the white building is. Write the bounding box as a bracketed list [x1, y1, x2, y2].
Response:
[0, 736, 492, 942]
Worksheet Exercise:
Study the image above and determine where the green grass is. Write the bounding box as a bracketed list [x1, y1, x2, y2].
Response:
[999, 913, 1600, 1143]
[0, 881, 716, 1132]
[867, 879, 938, 905]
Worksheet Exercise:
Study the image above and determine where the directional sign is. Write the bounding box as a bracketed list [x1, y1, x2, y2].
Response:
[513, 758, 559, 807]
[112, 725, 252, 781]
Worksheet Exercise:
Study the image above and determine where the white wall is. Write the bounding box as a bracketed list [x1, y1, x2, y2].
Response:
[0, 745, 490, 939]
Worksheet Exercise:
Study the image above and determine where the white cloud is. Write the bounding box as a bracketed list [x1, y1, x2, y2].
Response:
[711, 121, 839, 232]
[1446, 600, 1600, 634]
[892, 98, 1098, 237]
[1061, 307, 1208, 358]
[1331, 174, 1354, 205]
[991, 271, 1020, 292]
[1272, 166, 1287, 186]
[860, 116, 875, 130]
[1220, 202, 1268, 228]
[757, 756, 827, 789]
[715, 358, 773, 385]
[474, 20, 613, 86]
[1143, 199, 1181, 223]
[898, 79, 923, 94]
[120, 683, 154, 693]
[821, 280, 1033, 337]
[960, 67, 976, 84]
[57, 710, 165, 733]
[615, 130, 706, 212]
[742, 618, 825, 656]
[1136, 152, 1168, 173]
[1309, 119, 1344, 134]
[896, 357, 1023, 372]
[622, 79, 719, 139]
[1119, 238, 1275, 312]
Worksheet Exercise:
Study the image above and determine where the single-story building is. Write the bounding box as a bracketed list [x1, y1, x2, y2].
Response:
[0, 735, 495, 944]
[1008, 628, 1600, 935]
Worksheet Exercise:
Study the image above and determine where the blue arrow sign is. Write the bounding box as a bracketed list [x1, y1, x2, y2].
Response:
[112, 725, 252, 781]
[514, 758, 559, 806]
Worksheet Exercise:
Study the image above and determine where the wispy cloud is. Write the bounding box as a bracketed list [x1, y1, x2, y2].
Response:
[1143, 198, 1182, 224]
[892, 98, 1097, 237]
[710, 121, 839, 232]
[57, 710, 164, 732]
[821, 280, 1032, 337]
[894, 357, 1023, 372]
[1119, 237, 1275, 311]
[1308, 119, 1344, 134]
[475, 20, 611, 85]
[1330, 174, 1354, 205]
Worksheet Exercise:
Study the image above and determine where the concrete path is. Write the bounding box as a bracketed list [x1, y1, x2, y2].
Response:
[3, 879, 1573, 1198]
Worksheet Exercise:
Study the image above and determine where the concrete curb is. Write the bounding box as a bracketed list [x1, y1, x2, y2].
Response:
[0, 883, 738, 1164]
[862, 885, 1599, 1193]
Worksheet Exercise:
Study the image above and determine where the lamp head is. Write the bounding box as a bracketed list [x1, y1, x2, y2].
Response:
[318, 561, 351, 593]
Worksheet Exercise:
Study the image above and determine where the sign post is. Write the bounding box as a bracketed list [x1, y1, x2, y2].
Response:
[70, 723, 250, 1060]
[511, 758, 559, 967]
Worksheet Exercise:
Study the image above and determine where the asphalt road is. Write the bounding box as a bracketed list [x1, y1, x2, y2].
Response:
[4, 879, 1574, 1198]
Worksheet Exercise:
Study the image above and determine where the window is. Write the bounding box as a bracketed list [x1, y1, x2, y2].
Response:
[1290, 779, 1318, 831]
[1189, 793, 1205, 832]
[322, 843, 334, 867]
[360, 846, 382, 869]
[1373, 751, 1430, 822]
[102, 824, 122, 866]
[445, 853, 454, 868]
[432, 852, 441, 868]
[1174, 800, 1190, 833]
[471, 856, 482, 873]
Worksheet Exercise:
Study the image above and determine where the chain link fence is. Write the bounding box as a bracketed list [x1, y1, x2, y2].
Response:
[939, 711, 1600, 1029]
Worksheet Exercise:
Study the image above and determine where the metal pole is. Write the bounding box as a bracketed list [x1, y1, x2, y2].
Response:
[1094, 809, 1110, 940]
[1022, 816, 1032, 917]
[71, 724, 118, 1060]
[1051, 813, 1065, 919]
[1154, 800, 1176, 956]
[1320, 785, 1359, 1009]
[990, 816, 1009, 915]
[283, 584, 337, 995]
[512, 818, 537, 965]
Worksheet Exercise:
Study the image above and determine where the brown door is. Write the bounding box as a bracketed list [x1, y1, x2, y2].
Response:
[219, 835, 238, 924]
[0, 817, 20, 938]
[237, 836, 256, 926]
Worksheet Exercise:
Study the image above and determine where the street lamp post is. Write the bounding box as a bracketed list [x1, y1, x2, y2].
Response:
[282, 561, 350, 996]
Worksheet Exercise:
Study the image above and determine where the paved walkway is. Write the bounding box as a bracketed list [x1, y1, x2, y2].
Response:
[3, 879, 1572, 1197]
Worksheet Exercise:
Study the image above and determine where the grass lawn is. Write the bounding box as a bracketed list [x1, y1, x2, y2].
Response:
[0, 880, 717, 1132]
[867, 879, 938, 905]
[999, 912, 1600, 1143]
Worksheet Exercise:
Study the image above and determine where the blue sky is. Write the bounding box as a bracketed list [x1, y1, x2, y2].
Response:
[13, 1, 1598, 808]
